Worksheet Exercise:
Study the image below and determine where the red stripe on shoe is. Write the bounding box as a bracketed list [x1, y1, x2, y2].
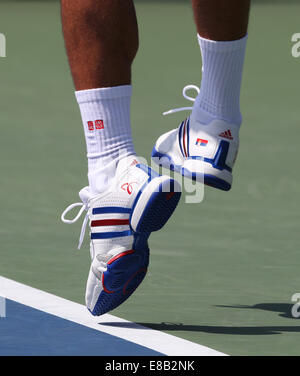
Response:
[107, 250, 135, 265]
[91, 219, 130, 227]
[102, 273, 114, 294]
[123, 268, 147, 295]
[102, 250, 135, 294]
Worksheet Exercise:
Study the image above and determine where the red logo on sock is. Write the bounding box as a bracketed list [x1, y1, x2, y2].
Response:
[87, 121, 94, 131]
[95, 120, 104, 129]
[87, 120, 104, 131]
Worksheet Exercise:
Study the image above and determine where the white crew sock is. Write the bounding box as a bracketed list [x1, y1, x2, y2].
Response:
[75, 85, 135, 195]
[192, 34, 248, 126]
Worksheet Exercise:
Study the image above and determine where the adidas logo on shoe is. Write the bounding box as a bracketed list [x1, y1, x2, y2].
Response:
[219, 130, 233, 140]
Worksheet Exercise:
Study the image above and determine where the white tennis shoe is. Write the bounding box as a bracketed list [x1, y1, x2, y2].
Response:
[61, 156, 181, 315]
[152, 85, 239, 191]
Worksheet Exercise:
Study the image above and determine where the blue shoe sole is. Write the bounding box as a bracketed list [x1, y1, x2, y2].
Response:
[90, 242, 149, 316]
[134, 179, 181, 233]
[90, 178, 181, 316]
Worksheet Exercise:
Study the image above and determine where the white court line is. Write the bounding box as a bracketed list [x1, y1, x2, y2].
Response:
[0, 276, 226, 356]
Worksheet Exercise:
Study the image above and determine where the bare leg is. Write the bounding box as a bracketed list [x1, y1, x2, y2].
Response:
[60, 0, 139, 194]
[61, 0, 139, 90]
[191, 0, 250, 41]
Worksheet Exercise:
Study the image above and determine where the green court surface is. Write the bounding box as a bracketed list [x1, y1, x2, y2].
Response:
[1, 0, 300, 356]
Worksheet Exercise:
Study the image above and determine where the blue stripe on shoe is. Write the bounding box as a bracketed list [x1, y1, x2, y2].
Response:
[186, 118, 190, 157]
[152, 148, 231, 191]
[91, 230, 133, 239]
[130, 163, 159, 224]
[178, 121, 185, 158]
[130, 180, 148, 221]
[187, 140, 232, 173]
[136, 164, 160, 180]
[92, 207, 131, 215]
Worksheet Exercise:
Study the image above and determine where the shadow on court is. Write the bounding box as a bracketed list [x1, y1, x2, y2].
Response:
[214, 303, 296, 319]
[101, 303, 300, 336]
[101, 321, 300, 336]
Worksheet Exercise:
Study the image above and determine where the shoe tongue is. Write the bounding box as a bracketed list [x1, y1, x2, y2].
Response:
[116, 155, 140, 175]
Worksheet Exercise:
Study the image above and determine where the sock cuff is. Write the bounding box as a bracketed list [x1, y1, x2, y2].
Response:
[197, 33, 248, 52]
[75, 85, 132, 104]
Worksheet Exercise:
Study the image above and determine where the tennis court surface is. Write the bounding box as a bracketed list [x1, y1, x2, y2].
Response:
[1, 0, 300, 356]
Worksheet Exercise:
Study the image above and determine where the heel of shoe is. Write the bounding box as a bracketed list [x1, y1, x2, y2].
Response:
[182, 158, 232, 191]
[130, 176, 181, 233]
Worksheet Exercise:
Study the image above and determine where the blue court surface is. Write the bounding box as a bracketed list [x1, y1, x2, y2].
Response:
[0, 277, 225, 356]
[0, 299, 162, 356]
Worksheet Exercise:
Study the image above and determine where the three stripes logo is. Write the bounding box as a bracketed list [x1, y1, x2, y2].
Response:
[90, 207, 132, 241]
[219, 129, 233, 140]
[179, 118, 190, 157]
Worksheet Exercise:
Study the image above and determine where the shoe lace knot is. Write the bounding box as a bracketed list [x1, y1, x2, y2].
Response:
[163, 85, 200, 116]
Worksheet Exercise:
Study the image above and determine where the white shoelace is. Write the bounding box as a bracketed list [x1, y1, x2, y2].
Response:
[163, 85, 200, 116]
[61, 203, 111, 273]
[61, 202, 89, 250]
